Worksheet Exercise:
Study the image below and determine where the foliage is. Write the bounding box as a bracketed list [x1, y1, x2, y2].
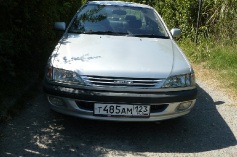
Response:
[0, 0, 83, 83]
[155, 0, 199, 39]
[0, 0, 84, 106]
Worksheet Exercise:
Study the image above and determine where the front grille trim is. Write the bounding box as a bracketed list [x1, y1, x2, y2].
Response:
[81, 75, 164, 88]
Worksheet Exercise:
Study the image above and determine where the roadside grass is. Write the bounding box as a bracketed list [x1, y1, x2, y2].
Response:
[179, 38, 237, 94]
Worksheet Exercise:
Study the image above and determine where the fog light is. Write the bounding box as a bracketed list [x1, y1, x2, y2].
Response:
[176, 101, 192, 111]
[48, 96, 65, 106]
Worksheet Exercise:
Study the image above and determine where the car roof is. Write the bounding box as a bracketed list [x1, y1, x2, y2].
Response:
[87, 1, 152, 9]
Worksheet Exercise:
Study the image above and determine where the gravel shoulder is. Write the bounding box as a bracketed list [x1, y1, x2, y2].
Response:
[0, 65, 237, 157]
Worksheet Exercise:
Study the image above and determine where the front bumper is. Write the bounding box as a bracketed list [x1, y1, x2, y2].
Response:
[43, 81, 197, 121]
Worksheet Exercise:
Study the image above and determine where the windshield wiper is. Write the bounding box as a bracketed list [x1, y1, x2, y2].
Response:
[81, 31, 129, 36]
[68, 31, 168, 38]
[132, 34, 170, 39]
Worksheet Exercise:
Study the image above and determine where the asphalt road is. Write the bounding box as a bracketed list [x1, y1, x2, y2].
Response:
[0, 81, 237, 157]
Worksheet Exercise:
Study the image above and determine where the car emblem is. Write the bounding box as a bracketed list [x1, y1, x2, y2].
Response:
[114, 80, 133, 85]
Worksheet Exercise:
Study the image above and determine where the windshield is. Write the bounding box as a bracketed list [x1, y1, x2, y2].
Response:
[68, 4, 169, 38]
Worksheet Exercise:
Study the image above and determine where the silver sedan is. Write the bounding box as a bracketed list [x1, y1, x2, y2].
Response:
[43, 1, 197, 121]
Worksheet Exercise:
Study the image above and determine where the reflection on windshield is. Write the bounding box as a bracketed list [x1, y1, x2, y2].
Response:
[68, 4, 169, 38]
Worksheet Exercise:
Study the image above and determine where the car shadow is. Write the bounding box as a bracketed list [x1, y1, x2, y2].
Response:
[44, 84, 236, 154]
[0, 85, 236, 156]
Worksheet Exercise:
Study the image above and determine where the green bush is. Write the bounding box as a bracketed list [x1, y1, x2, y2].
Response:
[0, 0, 83, 83]
[0, 0, 84, 107]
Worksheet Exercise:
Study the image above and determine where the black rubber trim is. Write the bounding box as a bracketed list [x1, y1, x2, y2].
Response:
[43, 81, 197, 104]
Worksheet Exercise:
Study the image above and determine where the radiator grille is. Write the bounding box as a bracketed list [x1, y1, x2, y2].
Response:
[82, 76, 164, 88]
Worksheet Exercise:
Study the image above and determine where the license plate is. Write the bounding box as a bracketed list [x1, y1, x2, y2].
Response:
[94, 104, 150, 117]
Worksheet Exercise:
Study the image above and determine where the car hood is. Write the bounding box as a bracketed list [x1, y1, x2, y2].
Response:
[51, 34, 190, 78]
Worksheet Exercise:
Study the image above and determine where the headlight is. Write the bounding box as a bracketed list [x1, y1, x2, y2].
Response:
[46, 67, 84, 85]
[162, 73, 195, 88]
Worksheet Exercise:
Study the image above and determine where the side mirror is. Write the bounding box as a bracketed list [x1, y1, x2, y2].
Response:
[170, 28, 181, 38]
[54, 22, 66, 31]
